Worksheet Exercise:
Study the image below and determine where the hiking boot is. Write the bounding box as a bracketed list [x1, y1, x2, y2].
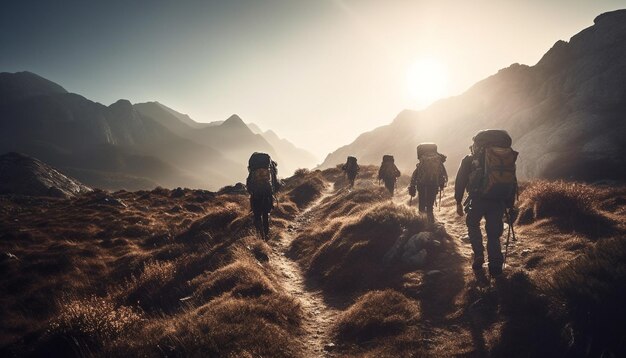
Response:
[472, 255, 484, 270]
[488, 264, 503, 276]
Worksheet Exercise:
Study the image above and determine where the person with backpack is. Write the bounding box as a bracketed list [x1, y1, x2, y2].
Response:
[408, 143, 448, 224]
[246, 152, 281, 240]
[378, 155, 401, 195]
[341, 156, 360, 188]
[455, 130, 518, 276]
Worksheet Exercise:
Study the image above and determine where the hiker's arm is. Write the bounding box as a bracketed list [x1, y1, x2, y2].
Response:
[409, 167, 418, 188]
[441, 163, 448, 188]
[505, 184, 517, 208]
[454, 156, 472, 204]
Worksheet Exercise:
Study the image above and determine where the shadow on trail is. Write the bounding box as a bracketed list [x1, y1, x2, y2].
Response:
[411, 229, 466, 321]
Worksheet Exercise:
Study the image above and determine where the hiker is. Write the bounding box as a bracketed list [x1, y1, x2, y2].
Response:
[341, 156, 359, 188]
[455, 130, 518, 276]
[378, 155, 401, 195]
[408, 143, 448, 223]
[246, 152, 281, 240]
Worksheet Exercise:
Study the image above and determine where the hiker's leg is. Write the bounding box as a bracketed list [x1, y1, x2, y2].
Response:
[263, 211, 270, 238]
[466, 199, 485, 264]
[417, 187, 426, 212]
[253, 211, 263, 236]
[485, 200, 505, 271]
[385, 179, 394, 194]
[426, 186, 437, 223]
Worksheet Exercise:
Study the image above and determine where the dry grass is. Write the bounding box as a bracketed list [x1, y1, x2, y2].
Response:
[507, 180, 626, 357]
[550, 237, 626, 357]
[2, 171, 625, 357]
[41, 296, 143, 355]
[282, 170, 326, 209]
[0, 186, 305, 357]
[334, 289, 423, 355]
[307, 202, 428, 292]
[517, 180, 620, 238]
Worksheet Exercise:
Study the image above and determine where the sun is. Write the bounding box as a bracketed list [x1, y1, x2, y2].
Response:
[406, 58, 449, 109]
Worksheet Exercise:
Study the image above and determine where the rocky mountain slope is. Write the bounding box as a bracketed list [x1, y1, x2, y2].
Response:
[321, 9, 626, 182]
[0, 152, 91, 198]
[0, 72, 315, 190]
[134, 102, 318, 175]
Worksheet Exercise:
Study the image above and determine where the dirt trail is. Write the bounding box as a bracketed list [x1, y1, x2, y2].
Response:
[269, 186, 340, 357]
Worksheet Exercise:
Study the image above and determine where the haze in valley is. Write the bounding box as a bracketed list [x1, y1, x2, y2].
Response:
[1, 0, 624, 158]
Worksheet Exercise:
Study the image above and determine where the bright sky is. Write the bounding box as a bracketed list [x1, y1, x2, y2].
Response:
[1, 0, 624, 159]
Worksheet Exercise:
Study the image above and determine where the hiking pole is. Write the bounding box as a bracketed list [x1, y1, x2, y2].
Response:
[503, 208, 517, 267]
[503, 212, 511, 268]
[438, 189, 442, 212]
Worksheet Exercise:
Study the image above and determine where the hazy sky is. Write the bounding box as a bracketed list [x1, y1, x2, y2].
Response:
[1, 0, 624, 159]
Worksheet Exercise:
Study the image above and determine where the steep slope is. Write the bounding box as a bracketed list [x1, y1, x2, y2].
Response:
[134, 101, 208, 135]
[135, 102, 318, 176]
[0, 71, 67, 106]
[321, 9, 626, 181]
[188, 114, 277, 164]
[0, 152, 91, 198]
[0, 74, 243, 190]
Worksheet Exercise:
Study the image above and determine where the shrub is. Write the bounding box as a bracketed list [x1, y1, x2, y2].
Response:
[145, 294, 302, 357]
[550, 237, 626, 357]
[293, 168, 310, 176]
[308, 203, 428, 292]
[517, 181, 616, 238]
[335, 290, 420, 343]
[122, 260, 179, 313]
[191, 260, 275, 301]
[46, 296, 142, 353]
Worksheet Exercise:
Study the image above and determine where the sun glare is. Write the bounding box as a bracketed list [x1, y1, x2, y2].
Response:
[406, 58, 449, 109]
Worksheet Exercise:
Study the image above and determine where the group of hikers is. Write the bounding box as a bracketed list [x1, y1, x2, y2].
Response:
[246, 129, 518, 276]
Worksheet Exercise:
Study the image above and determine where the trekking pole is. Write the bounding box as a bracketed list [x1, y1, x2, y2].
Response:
[503, 212, 511, 268]
[438, 189, 442, 212]
[503, 209, 517, 267]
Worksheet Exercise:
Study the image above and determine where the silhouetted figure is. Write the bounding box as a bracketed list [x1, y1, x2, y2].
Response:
[455, 130, 518, 276]
[378, 155, 401, 195]
[246, 152, 280, 240]
[409, 143, 447, 224]
[341, 156, 360, 188]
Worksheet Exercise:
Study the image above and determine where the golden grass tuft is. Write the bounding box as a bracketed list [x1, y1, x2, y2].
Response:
[335, 289, 421, 344]
[549, 237, 626, 357]
[517, 180, 618, 238]
[191, 260, 275, 301]
[307, 202, 428, 292]
[45, 296, 142, 353]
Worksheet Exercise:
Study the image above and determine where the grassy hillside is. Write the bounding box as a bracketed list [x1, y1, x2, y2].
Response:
[0, 169, 624, 357]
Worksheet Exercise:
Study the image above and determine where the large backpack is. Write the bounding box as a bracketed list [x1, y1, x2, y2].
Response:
[416, 143, 446, 187]
[468, 130, 518, 200]
[344, 156, 358, 173]
[247, 152, 278, 195]
[379, 155, 400, 180]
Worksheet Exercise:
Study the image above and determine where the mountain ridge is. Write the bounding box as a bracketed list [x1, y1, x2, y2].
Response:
[320, 9, 626, 182]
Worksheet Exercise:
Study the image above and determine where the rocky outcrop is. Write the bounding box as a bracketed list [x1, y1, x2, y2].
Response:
[321, 10, 626, 182]
[0, 152, 91, 198]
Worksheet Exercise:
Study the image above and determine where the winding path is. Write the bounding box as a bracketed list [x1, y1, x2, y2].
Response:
[269, 187, 340, 357]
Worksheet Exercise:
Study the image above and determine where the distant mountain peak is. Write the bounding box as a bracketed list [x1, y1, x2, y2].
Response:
[221, 114, 247, 128]
[0, 71, 68, 105]
[263, 129, 281, 141]
[110, 99, 133, 108]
